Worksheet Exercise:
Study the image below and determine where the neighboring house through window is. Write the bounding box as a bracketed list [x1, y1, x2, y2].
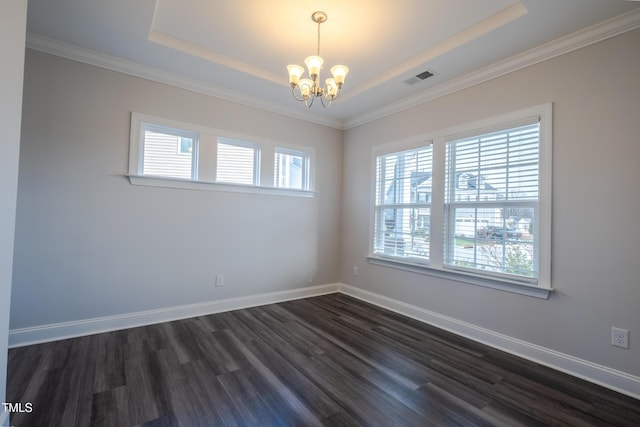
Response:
[216, 138, 260, 186]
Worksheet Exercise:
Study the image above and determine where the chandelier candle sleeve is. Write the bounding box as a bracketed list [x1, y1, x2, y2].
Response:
[331, 65, 348, 87]
[287, 65, 304, 86]
[304, 56, 323, 80]
[286, 11, 349, 108]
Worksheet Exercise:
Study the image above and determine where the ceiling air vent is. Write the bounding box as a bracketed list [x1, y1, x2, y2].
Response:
[404, 69, 435, 85]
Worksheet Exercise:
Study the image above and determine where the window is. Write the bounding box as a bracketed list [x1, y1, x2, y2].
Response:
[274, 148, 309, 190]
[374, 145, 433, 261]
[444, 122, 540, 281]
[216, 138, 260, 186]
[140, 124, 198, 179]
[128, 113, 314, 197]
[370, 104, 552, 296]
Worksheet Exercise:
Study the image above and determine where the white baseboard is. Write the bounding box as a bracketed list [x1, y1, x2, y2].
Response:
[338, 283, 640, 400]
[8, 281, 640, 400]
[8, 283, 340, 348]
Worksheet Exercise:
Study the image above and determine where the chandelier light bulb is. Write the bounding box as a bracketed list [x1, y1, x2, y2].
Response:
[299, 79, 313, 99]
[325, 78, 338, 98]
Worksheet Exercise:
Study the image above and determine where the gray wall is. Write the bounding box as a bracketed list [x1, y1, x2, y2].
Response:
[11, 50, 342, 329]
[0, 1, 27, 414]
[341, 29, 640, 376]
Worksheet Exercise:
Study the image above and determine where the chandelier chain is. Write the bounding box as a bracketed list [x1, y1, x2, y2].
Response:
[316, 21, 321, 56]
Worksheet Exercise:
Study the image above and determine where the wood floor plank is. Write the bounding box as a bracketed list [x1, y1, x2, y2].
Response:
[216, 368, 283, 426]
[90, 386, 128, 427]
[58, 336, 97, 427]
[243, 334, 345, 421]
[179, 358, 240, 427]
[92, 331, 126, 394]
[123, 340, 162, 425]
[361, 367, 477, 426]
[5, 345, 42, 404]
[221, 329, 325, 427]
[7, 293, 640, 426]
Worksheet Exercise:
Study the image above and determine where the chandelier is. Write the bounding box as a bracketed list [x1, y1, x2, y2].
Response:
[287, 11, 349, 108]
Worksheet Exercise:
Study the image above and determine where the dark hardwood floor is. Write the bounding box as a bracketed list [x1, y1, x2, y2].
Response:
[7, 293, 640, 426]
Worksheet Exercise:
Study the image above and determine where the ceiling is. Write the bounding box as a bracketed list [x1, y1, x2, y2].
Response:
[25, 0, 640, 129]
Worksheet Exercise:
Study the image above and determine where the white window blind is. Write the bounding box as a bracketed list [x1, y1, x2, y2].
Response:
[216, 138, 259, 185]
[141, 124, 197, 180]
[274, 148, 308, 190]
[374, 145, 433, 262]
[444, 121, 540, 281]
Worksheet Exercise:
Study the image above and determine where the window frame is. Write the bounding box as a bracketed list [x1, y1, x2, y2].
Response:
[373, 144, 434, 264]
[274, 147, 310, 191]
[128, 112, 315, 198]
[369, 104, 553, 298]
[130, 115, 201, 181]
[216, 137, 261, 186]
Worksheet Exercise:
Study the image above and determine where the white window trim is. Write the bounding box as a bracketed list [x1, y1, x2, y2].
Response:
[138, 122, 199, 180]
[274, 147, 311, 191]
[283, 144, 315, 191]
[369, 104, 553, 299]
[128, 112, 315, 197]
[127, 175, 315, 197]
[129, 113, 201, 178]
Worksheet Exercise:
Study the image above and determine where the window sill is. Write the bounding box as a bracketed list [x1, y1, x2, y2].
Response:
[367, 255, 553, 299]
[127, 175, 315, 198]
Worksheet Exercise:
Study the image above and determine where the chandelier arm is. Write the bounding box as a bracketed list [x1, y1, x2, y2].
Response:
[319, 82, 340, 103]
[291, 87, 307, 102]
[305, 94, 315, 108]
[320, 95, 332, 108]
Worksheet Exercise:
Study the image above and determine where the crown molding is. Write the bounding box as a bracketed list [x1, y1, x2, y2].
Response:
[25, 33, 345, 130]
[148, 30, 286, 87]
[25, 7, 640, 132]
[343, 7, 640, 129]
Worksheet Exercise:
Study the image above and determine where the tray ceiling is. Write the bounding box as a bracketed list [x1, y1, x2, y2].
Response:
[26, 0, 640, 128]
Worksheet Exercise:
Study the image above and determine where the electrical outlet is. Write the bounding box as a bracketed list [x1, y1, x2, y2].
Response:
[215, 274, 224, 287]
[611, 327, 629, 349]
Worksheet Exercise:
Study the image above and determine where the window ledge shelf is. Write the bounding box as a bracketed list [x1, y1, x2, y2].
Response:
[367, 256, 553, 299]
[127, 175, 315, 198]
